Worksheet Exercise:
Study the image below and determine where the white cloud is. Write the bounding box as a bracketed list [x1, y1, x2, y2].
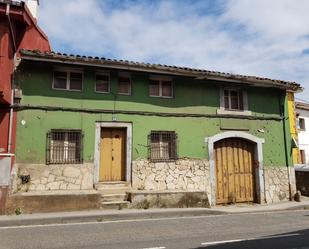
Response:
[39, 0, 309, 101]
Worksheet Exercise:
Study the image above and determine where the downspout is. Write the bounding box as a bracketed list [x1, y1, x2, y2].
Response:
[6, 3, 16, 155]
[279, 92, 293, 201]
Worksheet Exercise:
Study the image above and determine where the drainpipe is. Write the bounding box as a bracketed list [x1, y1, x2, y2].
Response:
[6, 3, 16, 155]
[279, 92, 293, 201]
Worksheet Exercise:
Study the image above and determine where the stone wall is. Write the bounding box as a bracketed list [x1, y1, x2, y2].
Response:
[132, 158, 210, 192]
[264, 166, 295, 203]
[11, 163, 94, 193]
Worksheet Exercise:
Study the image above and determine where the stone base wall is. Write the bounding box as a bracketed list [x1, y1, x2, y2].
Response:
[264, 166, 295, 203]
[128, 190, 210, 209]
[11, 163, 94, 193]
[132, 158, 210, 192]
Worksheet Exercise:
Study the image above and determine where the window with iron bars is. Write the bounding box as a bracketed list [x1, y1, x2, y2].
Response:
[148, 131, 177, 162]
[46, 130, 83, 164]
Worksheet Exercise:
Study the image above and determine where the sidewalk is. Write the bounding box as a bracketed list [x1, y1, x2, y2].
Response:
[1, 199, 309, 227]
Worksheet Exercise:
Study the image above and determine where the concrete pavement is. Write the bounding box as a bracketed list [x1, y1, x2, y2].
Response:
[0, 210, 309, 249]
[0, 199, 309, 227]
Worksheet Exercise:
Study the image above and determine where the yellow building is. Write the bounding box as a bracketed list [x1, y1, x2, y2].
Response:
[287, 91, 300, 164]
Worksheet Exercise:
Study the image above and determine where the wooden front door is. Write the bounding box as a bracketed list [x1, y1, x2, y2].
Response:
[99, 128, 126, 181]
[215, 138, 255, 204]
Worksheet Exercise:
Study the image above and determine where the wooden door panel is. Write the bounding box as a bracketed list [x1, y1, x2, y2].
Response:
[99, 128, 126, 182]
[215, 138, 255, 204]
[100, 129, 113, 181]
[111, 129, 126, 181]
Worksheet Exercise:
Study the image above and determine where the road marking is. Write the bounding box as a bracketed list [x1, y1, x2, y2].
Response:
[201, 233, 300, 246]
[0, 209, 307, 230]
[142, 247, 166, 249]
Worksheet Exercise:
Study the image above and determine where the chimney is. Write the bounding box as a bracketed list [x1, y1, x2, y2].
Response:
[25, 0, 39, 19]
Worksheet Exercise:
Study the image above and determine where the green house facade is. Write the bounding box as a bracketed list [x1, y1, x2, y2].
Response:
[11, 49, 301, 208]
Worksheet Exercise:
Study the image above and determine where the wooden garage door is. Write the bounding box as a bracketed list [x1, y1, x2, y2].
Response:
[215, 138, 255, 204]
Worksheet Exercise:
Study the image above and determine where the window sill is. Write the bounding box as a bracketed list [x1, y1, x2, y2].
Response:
[216, 108, 252, 116]
[149, 95, 174, 99]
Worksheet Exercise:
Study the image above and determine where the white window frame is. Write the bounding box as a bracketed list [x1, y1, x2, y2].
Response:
[52, 67, 83, 92]
[298, 117, 306, 131]
[149, 76, 173, 98]
[117, 72, 131, 95]
[95, 71, 110, 94]
[217, 87, 251, 116]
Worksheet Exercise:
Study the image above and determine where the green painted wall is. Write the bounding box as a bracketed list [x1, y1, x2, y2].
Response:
[15, 62, 289, 166]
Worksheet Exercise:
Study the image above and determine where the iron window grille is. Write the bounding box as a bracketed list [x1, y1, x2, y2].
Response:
[46, 130, 83, 164]
[148, 131, 178, 162]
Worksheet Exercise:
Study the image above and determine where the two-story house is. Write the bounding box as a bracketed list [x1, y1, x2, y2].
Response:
[6, 49, 302, 213]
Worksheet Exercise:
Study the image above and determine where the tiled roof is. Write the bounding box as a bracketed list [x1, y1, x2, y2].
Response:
[19, 49, 302, 91]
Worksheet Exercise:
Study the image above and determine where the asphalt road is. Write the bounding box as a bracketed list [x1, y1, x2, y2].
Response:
[0, 210, 309, 249]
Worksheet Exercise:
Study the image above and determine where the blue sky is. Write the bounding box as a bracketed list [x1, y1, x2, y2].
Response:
[38, 0, 309, 101]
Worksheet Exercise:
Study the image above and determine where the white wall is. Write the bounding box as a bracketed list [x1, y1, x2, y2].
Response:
[297, 108, 309, 165]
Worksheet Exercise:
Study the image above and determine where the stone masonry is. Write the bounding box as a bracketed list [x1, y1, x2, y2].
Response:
[264, 166, 295, 203]
[11, 163, 94, 193]
[132, 158, 211, 192]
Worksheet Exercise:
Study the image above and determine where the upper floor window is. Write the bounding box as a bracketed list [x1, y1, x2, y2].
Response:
[53, 70, 83, 91]
[118, 73, 131, 95]
[300, 149, 306, 164]
[95, 73, 110, 93]
[224, 89, 244, 111]
[149, 77, 173, 98]
[298, 118, 306, 131]
[148, 131, 177, 162]
[46, 129, 83, 164]
[217, 88, 251, 116]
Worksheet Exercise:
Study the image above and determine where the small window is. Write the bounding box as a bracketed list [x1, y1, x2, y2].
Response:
[95, 74, 110, 93]
[118, 74, 131, 95]
[148, 131, 177, 162]
[300, 150, 306, 164]
[298, 118, 306, 131]
[149, 79, 160, 96]
[149, 78, 173, 98]
[46, 130, 83, 164]
[53, 71, 67, 89]
[224, 89, 244, 111]
[53, 70, 83, 91]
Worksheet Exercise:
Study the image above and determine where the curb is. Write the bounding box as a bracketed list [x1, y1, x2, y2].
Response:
[0, 209, 225, 227]
[1, 204, 309, 227]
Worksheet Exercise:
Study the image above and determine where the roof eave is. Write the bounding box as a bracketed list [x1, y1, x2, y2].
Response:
[19, 54, 301, 91]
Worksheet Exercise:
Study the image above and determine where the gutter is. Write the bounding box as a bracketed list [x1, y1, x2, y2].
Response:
[279, 93, 293, 201]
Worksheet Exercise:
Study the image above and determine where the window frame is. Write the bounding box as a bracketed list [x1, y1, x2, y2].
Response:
[300, 149, 306, 164]
[46, 129, 83, 165]
[149, 76, 174, 98]
[117, 72, 132, 95]
[298, 117, 306, 131]
[148, 130, 178, 162]
[95, 71, 111, 94]
[217, 87, 251, 116]
[52, 68, 83, 92]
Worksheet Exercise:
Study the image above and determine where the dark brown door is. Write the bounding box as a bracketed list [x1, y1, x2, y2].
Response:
[215, 138, 255, 204]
